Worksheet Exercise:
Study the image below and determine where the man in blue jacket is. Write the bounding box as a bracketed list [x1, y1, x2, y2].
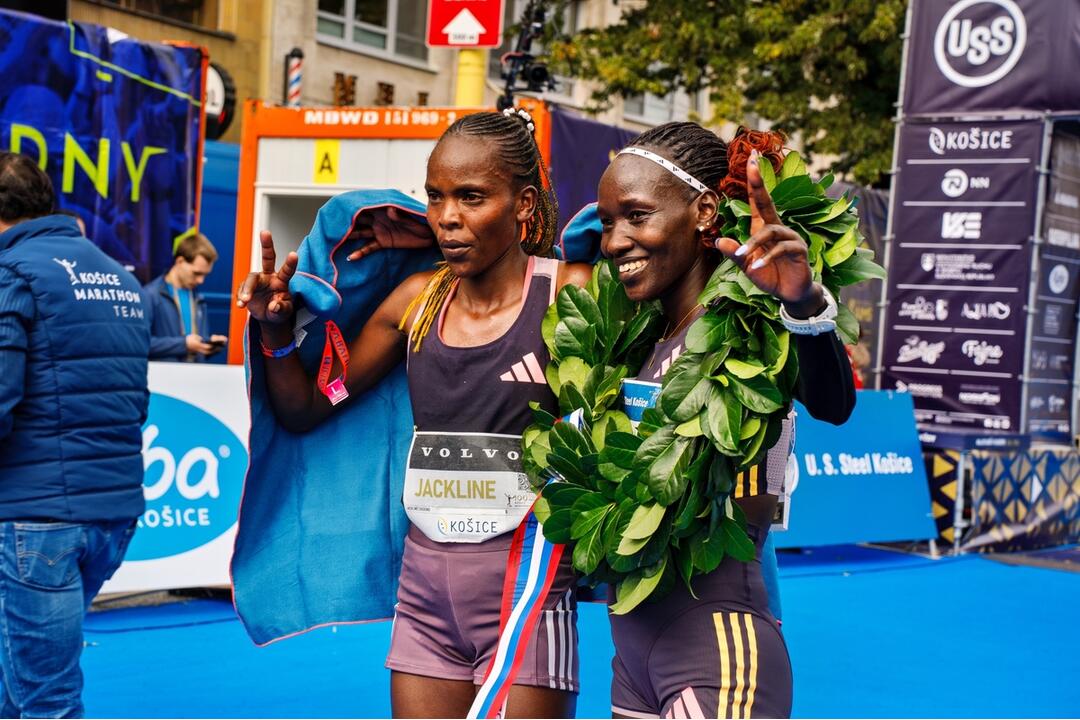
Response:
[0, 152, 149, 718]
[143, 233, 227, 361]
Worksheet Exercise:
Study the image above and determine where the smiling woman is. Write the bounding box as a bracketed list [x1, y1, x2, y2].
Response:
[594, 123, 860, 719]
[236, 109, 592, 719]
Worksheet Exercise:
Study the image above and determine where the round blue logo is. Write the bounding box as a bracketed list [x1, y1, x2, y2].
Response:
[125, 394, 247, 561]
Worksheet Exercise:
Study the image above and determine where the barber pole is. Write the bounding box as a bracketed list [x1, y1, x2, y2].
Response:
[284, 48, 303, 108]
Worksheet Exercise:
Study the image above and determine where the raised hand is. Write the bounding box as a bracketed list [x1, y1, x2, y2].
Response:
[346, 206, 435, 261]
[236, 230, 298, 326]
[713, 151, 823, 315]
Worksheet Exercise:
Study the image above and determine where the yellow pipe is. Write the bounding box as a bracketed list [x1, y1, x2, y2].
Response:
[454, 49, 487, 107]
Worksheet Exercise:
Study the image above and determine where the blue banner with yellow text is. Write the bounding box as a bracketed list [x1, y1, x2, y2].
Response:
[0, 9, 204, 282]
[777, 390, 937, 548]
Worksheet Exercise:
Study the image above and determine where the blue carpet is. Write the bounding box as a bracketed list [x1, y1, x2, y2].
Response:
[80, 547, 1078, 718]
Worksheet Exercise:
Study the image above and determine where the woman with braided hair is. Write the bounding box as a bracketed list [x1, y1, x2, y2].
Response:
[596, 123, 856, 718]
[238, 109, 591, 718]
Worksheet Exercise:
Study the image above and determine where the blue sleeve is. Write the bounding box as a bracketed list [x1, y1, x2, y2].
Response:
[0, 267, 34, 441]
[150, 334, 187, 359]
[141, 286, 187, 359]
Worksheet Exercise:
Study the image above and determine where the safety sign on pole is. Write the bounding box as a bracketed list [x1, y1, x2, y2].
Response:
[426, 0, 505, 48]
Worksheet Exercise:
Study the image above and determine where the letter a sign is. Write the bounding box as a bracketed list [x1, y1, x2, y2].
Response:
[426, 0, 504, 48]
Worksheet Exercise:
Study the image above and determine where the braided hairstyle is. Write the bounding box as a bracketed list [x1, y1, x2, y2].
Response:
[628, 123, 786, 242]
[401, 110, 558, 352]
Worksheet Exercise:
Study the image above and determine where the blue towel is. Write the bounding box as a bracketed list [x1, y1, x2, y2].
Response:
[232, 189, 440, 645]
[556, 202, 602, 264]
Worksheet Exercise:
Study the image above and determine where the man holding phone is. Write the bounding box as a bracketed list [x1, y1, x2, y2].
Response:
[143, 233, 228, 362]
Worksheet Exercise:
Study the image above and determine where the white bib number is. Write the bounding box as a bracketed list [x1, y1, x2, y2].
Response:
[404, 431, 536, 543]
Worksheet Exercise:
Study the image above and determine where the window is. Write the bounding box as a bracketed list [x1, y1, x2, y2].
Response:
[488, 0, 578, 98]
[108, 0, 219, 28]
[624, 90, 695, 124]
[317, 0, 429, 62]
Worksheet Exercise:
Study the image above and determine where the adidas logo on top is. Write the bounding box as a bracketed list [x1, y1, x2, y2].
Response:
[651, 344, 683, 380]
[500, 352, 546, 384]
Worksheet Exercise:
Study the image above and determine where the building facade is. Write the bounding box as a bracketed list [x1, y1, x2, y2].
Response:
[70, 0, 272, 144]
[64, 1, 729, 142]
[271, 0, 705, 132]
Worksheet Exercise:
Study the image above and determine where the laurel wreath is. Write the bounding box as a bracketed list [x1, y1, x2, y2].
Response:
[522, 152, 886, 614]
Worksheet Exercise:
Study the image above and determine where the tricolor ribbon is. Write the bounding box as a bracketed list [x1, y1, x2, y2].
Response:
[468, 410, 584, 719]
[468, 511, 564, 718]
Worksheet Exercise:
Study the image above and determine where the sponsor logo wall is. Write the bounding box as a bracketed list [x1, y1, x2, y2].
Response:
[102, 363, 249, 593]
[890, 0, 1080, 443]
[883, 119, 1042, 432]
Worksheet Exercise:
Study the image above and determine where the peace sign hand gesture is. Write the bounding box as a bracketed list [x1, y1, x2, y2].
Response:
[713, 150, 826, 318]
[236, 230, 298, 326]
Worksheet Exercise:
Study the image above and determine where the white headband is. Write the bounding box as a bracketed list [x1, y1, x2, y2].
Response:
[617, 147, 708, 193]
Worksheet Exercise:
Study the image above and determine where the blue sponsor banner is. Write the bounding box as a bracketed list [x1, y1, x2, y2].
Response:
[777, 390, 936, 548]
[131, 393, 247, 561]
[0, 9, 204, 282]
[102, 364, 248, 593]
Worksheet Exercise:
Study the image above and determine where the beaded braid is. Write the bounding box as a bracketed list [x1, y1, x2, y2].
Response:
[401, 110, 559, 352]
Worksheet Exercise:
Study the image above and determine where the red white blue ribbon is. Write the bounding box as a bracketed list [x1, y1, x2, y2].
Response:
[468, 410, 584, 719]
[468, 510, 564, 718]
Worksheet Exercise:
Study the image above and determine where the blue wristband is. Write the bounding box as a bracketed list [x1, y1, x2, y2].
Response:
[260, 338, 297, 358]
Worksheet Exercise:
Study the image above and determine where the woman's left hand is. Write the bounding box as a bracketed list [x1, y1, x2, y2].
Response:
[346, 207, 435, 261]
[714, 151, 823, 315]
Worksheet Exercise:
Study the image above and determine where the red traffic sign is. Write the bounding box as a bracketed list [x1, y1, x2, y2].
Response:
[426, 0, 505, 48]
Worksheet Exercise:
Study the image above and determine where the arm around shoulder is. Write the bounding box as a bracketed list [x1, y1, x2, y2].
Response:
[556, 261, 594, 292]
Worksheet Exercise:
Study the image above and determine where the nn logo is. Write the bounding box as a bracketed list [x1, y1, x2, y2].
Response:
[934, 0, 1027, 88]
[941, 168, 989, 198]
[126, 394, 247, 561]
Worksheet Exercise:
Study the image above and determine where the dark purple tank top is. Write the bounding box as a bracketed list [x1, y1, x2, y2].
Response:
[637, 306, 707, 381]
[636, 306, 791, 499]
[406, 256, 561, 435]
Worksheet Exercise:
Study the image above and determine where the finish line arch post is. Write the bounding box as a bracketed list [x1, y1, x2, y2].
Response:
[226, 98, 553, 364]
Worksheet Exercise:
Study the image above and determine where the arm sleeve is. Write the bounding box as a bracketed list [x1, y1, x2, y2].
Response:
[793, 331, 856, 426]
[150, 335, 188, 360]
[141, 286, 187, 359]
[0, 267, 34, 441]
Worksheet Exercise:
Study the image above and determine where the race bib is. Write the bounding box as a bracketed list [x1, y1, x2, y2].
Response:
[404, 431, 536, 543]
[620, 379, 661, 428]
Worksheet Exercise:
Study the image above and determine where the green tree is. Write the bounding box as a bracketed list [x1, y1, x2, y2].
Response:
[546, 0, 906, 186]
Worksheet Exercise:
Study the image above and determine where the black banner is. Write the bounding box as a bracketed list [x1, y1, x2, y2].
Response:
[905, 0, 1080, 116]
[549, 107, 637, 236]
[883, 119, 1043, 433]
[1027, 130, 1080, 440]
